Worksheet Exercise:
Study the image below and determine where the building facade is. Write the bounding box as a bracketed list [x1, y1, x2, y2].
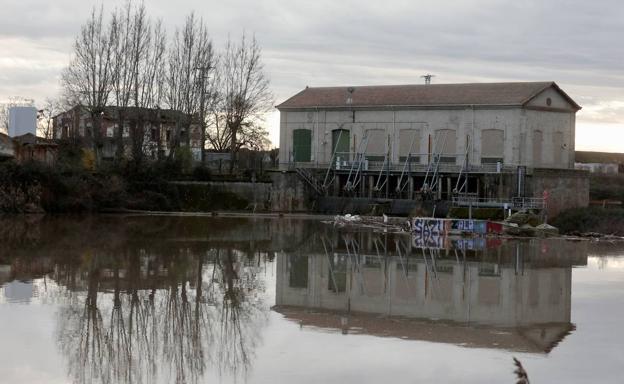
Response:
[276, 82, 588, 214]
[277, 82, 580, 171]
[0, 132, 57, 165]
[52, 105, 202, 161]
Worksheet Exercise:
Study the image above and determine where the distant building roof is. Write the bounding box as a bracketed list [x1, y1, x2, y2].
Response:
[54, 105, 194, 123]
[576, 151, 624, 164]
[12, 133, 57, 147]
[276, 81, 581, 110]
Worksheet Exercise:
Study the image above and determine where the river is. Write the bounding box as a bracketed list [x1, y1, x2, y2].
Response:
[0, 215, 622, 383]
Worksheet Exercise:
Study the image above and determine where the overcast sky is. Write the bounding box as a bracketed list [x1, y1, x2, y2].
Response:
[1, 0, 623, 151]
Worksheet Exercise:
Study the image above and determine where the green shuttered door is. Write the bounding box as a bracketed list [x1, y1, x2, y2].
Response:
[293, 129, 311, 162]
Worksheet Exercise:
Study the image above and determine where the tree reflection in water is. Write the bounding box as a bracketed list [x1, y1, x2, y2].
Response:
[53, 247, 270, 384]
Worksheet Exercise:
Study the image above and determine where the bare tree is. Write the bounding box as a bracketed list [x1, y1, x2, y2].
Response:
[61, 6, 116, 164]
[133, 17, 167, 163]
[84, 1, 168, 165]
[37, 97, 64, 139]
[60, 4, 274, 171]
[211, 33, 273, 172]
[109, 2, 136, 161]
[122, 2, 168, 166]
[164, 13, 214, 161]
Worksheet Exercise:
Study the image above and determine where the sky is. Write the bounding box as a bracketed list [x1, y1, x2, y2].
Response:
[1, 0, 623, 152]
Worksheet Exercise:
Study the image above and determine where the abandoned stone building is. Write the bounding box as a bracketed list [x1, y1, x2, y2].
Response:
[276, 81, 589, 215]
[52, 105, 202, 161]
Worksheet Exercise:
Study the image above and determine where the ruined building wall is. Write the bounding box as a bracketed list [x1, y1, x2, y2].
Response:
[528, 169, 589, 217]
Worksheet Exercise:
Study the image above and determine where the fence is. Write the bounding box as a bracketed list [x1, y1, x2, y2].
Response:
[289, 151, 529, 174]
[452, 195, 545, 210]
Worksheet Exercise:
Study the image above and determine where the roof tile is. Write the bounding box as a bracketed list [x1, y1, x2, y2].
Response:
[277, 82, 578, 109]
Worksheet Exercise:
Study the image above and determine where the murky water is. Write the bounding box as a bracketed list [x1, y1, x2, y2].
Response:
[0, 215, 623, 383]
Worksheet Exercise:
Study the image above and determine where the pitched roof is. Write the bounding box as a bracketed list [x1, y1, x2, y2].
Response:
[273, 305, 574, 353]
[12, 133, 57, 146]
[276, 81, 581, 110]
[54, 105, 192, 122]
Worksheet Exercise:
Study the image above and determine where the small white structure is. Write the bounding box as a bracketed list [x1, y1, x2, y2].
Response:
[575, 162, 619, 174]
[8, 106, 37, 137]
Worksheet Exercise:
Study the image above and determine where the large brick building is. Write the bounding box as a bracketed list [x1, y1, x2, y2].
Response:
[52, 105, 202, 161]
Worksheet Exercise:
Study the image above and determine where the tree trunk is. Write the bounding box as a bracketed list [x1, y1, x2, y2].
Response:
[115, 111, 125, 163]
[229, 126, 237, 174]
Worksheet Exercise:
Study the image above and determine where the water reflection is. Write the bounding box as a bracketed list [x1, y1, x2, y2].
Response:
[51, 250, 270, 384]
[0, 215, 609, 383]
[0, 215, 300, 384]
[275, 232, 588, 353]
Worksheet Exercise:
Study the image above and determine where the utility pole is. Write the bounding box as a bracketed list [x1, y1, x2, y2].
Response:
[195, 65, 212, 164]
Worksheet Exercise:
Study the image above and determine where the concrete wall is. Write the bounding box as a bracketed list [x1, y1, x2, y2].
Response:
[278, 85, 578, 171]
[268, 171, 313, 212]
[280, 107, 528, 168]
[528, 169, 589, 217]
[203, 181, 271, 205]
[171, 172, 313, 212]
[524, 110, 575, 169]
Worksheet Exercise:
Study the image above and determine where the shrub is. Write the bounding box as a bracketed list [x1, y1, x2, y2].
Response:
[0, 161, 48, 212]
[551, 206, 624, 235]
[192, 165, 212, 181]
[589, 174, 624, 201]
[174, 146, 194, 175]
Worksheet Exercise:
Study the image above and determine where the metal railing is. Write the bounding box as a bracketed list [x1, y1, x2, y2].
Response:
[289, 151, 530, 174]
[511, 197, 545, 210]
[452, 195, 545, 210]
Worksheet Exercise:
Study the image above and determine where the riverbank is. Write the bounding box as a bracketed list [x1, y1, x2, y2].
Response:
[0, 147, 284, 214]
[2, 153, 623, 237]
[551, 206, 624, 236]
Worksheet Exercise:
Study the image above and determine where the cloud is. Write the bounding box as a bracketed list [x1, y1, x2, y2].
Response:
[1, 0, 623, 148]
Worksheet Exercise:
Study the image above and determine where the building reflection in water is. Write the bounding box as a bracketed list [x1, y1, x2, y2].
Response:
[0, 216, 595, 383]
[0, 215, 296, 384]
[275, 233, 588, 353]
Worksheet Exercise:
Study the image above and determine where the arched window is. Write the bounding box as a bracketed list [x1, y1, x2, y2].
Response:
[364, 129, 386, 162]
[481, 129, 504, 164]
[553, 131, 564, 166]
[434, 129, 457, 163]
[331, 129, 350, 160]
[399, 129, 420, 163]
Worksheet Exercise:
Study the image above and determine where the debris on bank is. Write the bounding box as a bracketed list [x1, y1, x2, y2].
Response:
[324, 213, 624, 242]
[324, 214, 408, 232]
